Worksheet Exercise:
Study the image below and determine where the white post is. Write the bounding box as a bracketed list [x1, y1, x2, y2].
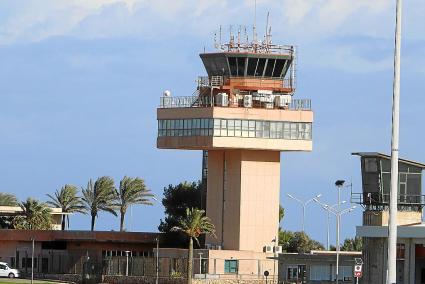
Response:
[327, 210, 330, 250]
[336, 214, 340, 284]
[156, 238, 159, 284]
[125, 251, 129, 276]
[302, 204, 306, 232]
[31, 238, 34, 284]
[387, 0, 403, 283]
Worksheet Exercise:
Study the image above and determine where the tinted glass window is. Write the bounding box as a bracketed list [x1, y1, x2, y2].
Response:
[273, 59, 285, 77]
[255, 58, 266, 77]
[237, 57, 246, 76]
[264, 59, 275, 77]
[247, 58, 258, 76]
[228, 57, 237, 76]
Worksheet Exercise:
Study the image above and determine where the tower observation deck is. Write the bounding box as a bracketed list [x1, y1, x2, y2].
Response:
[157, 25, 313, 252]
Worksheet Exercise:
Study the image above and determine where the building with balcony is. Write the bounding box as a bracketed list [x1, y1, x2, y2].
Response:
[352, 152, 425, 284]
[157, 28, 313, 254]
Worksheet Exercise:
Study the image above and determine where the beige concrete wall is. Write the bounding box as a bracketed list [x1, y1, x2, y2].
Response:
[206, 150, 280, 253]
[157, 107, 313, 123]
[363, 211, 422, 226]
[158, 136, 312, 152]
[239, 151, 280, 252]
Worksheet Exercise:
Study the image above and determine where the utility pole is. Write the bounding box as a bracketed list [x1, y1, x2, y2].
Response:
[31, 237, 34, 284]
[387, 0, 403, 283]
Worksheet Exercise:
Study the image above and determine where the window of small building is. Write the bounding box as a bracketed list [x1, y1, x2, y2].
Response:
[310, 265, 331, 281]
[287, 266, 298, 280]
[41, 241, 67, 250]
[247, 58, 258, 76]
[224, 259, 238, 274]
[364, 158, 378, 173]
[22, 258, 37, 269]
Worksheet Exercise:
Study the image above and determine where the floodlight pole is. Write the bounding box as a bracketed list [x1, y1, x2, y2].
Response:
[314, 198, 355, 284]
[388, 0, 403, 283]
[287, 193, 322, 232]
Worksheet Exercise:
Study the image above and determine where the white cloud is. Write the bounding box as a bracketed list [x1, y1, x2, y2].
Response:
[0, 0, 405, 45]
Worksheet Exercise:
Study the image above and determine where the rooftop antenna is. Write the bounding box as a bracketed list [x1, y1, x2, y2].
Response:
[253, 0, 257, 51]
[219, 25, 222, 49]
[237, 25, 241, 51]
[265, 12, 270, 51]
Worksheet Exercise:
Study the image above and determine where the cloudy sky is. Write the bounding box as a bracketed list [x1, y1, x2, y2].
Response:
[1, 0, 425, 245]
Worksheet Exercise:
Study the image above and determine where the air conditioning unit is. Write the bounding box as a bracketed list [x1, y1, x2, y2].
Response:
[263, 245, 273, 253]
[274, 95, 292, 108]
[216, 93, 229, 107]
[244, 95, 252, 108]
[274, 246, 283, 254]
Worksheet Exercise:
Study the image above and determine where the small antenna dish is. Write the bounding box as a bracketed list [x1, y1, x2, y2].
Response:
[163, 90, 171, 97]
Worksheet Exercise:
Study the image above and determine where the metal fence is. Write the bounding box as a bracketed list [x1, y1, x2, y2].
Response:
[18, 252, 277, 280]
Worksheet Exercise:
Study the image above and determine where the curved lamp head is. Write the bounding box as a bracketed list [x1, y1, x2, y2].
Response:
[335, 180, 345, 187]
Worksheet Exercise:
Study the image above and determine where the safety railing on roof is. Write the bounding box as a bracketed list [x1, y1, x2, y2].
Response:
[351, 192, 425, 206]
[159, 96, 311, 110]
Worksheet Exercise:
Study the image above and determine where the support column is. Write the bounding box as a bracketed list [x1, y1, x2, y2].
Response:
[409, 240, 415, 284]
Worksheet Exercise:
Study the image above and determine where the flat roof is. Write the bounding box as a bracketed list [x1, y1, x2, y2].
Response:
[357, 224, 425, 239]
[0, 230, 160, 243]
[352, 152, 425, 168]
[0, 206, 66, 216]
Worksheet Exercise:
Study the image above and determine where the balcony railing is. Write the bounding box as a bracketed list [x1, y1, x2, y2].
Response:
[159, 96, 311, 111]
[351, 192, 425, 207]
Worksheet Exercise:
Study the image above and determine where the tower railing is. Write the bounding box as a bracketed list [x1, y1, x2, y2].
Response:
[351, 192, 425, 210]
[159, 96, 311, 110]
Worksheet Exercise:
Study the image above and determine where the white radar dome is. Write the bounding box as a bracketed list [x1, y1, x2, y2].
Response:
[163, 90, 171, 97]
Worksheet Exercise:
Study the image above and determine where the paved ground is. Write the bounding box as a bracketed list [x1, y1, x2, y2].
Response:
[0, 279, 66, 284]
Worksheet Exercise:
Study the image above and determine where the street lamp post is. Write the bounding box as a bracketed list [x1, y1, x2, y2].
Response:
[388, 1, 403, 283]
[324, 201, 346, 250]
[314, 198, 356, 284]
[287, 193, 322, 232]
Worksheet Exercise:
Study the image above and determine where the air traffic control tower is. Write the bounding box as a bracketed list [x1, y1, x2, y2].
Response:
[157, 28, 313, 253]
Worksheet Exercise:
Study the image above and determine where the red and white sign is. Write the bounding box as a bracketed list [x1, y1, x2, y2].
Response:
[354, 265, 363, 278]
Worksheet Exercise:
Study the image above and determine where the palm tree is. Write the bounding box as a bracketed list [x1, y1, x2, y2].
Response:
[82, 176, 117, 231]
[0, 193, 18, 206]
[0, 193, 18, 228]
[172, 208, 215, 284]
[115, 176, 154, 231]
[46, 184, 86, 230]
[13, 198, 52, 230]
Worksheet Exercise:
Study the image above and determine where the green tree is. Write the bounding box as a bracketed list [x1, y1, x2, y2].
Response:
[114, 176, 154, 231]
[46, 184, 85, 230]
[13, 198, 52, 230]
[82, 177, 117, 231]
[0, 193, 18, 206]
[172, 208, 215, 284]
[341, 236, 363, 251]
[0, 193, 18, 228]
[159, 181, 202, 246]
[280, 231, 324, 253]
[279, 205, 285, 223]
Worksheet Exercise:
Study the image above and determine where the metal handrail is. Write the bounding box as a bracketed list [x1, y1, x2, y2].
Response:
[159, 96, 311, 110]
[351, 192, 425, 206]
